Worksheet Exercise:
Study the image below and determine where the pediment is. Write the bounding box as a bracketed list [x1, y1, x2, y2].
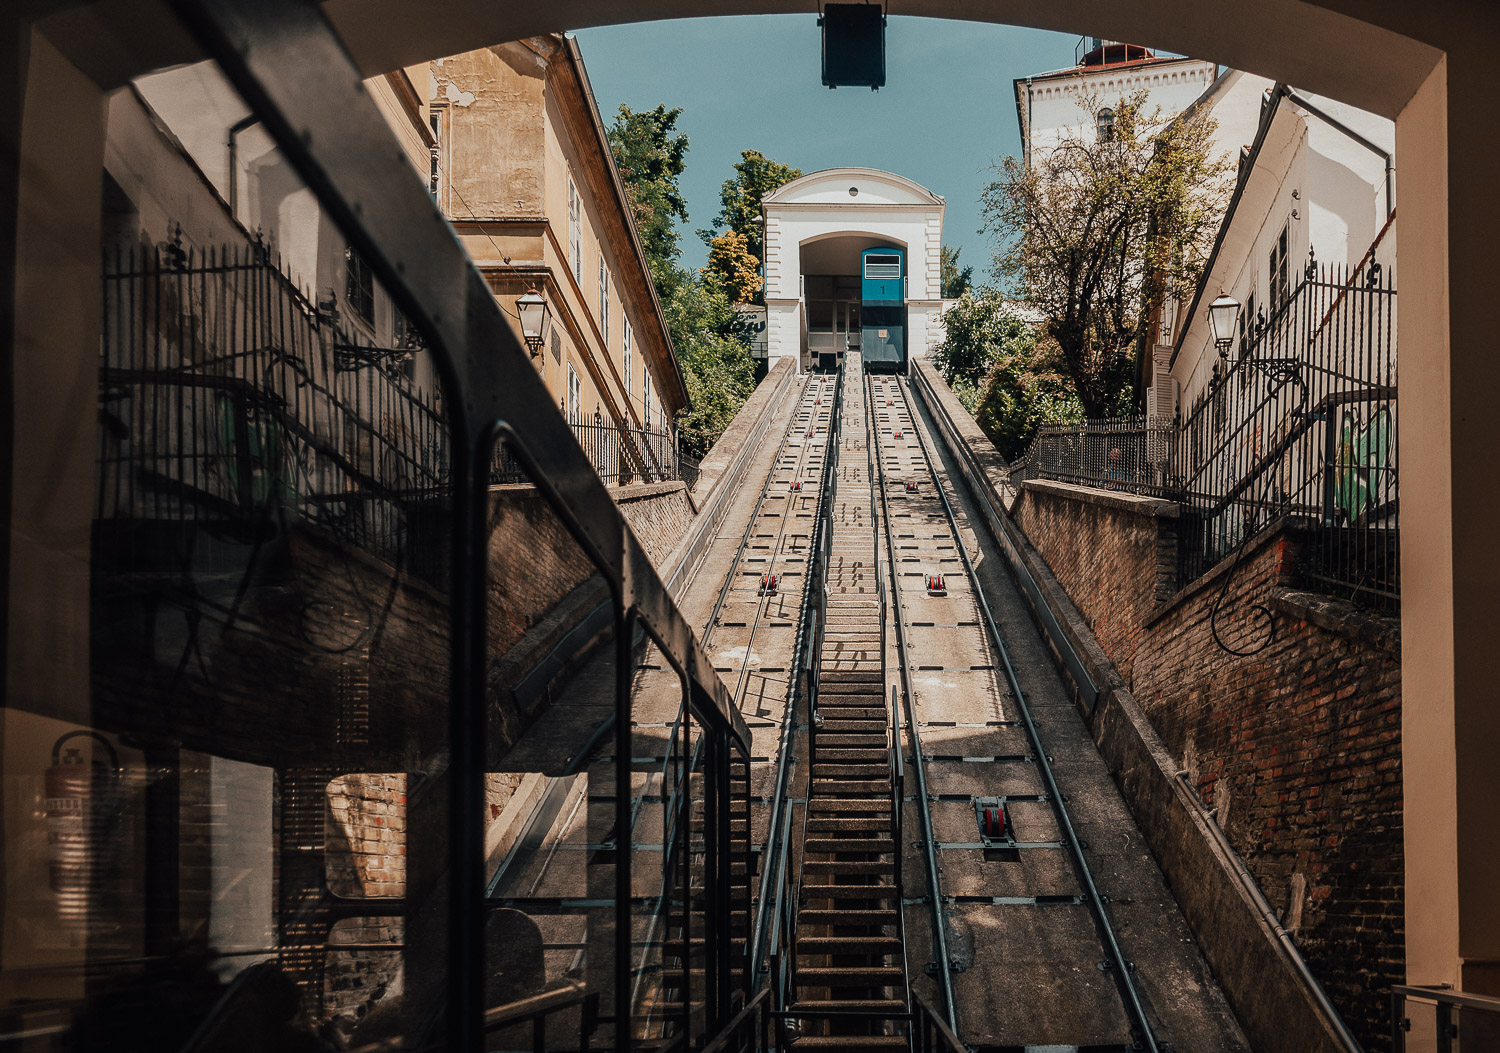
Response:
[763, 168, 943, 207]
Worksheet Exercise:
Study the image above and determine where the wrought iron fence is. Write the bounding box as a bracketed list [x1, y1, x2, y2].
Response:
[1010, 259, 1397, 610]
[101, 242, 684, 559]
[98, 239, 450, 563]
[1174, 258, 1397, 609]
[679, 455, 702, 493]
[1008, 416, 1172, 497]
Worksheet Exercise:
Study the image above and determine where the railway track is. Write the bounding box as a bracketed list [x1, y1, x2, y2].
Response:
[485, 358, 1248, 1051]
[868, 371, 1159, 1052]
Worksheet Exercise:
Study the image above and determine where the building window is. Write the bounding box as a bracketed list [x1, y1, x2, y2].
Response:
[1268, 222, 1290, 311]
[1097, 107, 1116, 141]
[623, 320, 633, 395]
[598, 258, 610, 344]
[568, 175, 582, 282]
[642, 372, 652, 433]
[567, 365, 581, 428]
[345, 246, 375, 327]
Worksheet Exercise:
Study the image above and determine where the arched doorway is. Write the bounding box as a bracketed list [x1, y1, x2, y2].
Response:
[5, 0, 1491, 1026]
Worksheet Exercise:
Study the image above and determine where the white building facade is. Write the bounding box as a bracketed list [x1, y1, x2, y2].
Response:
[1015, 39, 1219, 167]
[761, 168, 945, 371]
[1166, 86, 1396, 418]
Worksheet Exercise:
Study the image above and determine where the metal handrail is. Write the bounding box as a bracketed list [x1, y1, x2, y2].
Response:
[699, 987, 773, 1053]
[1175, 771, 1364, 1052]
[751, 363, 845, 972]
[1392, 984, 1500, 1053]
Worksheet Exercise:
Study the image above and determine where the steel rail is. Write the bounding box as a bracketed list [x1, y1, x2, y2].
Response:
[726, 374, 833, 710]
[626, 369, 822, 1036]
[750, 363, 846, 974]
[895, 377, 1162, 1053]
[864, 372, 957, 1031]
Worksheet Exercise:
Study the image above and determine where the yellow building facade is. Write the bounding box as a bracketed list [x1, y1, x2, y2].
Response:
[395, 37, 686, 474]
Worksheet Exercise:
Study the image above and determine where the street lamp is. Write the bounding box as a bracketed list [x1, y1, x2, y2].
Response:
[1208, 294, 1241, 360]
[516, 287, 552, 356]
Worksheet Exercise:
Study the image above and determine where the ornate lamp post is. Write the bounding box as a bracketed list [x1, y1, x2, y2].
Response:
[516, 288, 553, 356]
[1208, 294, 1241, 362]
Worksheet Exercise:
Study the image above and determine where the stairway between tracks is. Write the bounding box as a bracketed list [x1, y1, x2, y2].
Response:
[779, 353, 910, 1050]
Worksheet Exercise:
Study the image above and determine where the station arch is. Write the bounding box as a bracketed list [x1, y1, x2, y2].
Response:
[6, 0, 1494, 997]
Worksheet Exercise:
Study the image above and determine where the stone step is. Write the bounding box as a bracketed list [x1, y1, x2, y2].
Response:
[805, 838, 895, 854]
[796, 909, 899, 927]
[802, 859, 895, 876]
[794, 966, 905, 988]
[809, 798, 890, 814]
[796, 935, 903, 956]
[799, 884, 899, 902]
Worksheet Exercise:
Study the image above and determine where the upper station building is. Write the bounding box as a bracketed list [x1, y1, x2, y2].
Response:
[760, 168, 945, 372]
[1015, 38, 1219, 166]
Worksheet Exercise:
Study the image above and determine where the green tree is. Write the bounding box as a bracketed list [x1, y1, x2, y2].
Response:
[932, 289, 1084, 461]
[607, 104, 758, 459]
[939, 244, 974, 300]
[664, 278, 757, 458]
[983, 91, 1231, 417]
[703, 230, 763, 304]
[704, 149, 801, 262]
[606, 104, 689, 289]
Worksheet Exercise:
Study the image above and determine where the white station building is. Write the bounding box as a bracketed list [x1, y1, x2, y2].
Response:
[760, 167, 945, 372]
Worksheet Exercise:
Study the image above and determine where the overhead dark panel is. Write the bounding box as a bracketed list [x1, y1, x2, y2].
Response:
[820, 3, 885, 89]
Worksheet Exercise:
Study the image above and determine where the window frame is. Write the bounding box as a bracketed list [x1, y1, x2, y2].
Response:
[344, 244, 376, 327]
[567, 363, 582, 428]
[567, 174, 582, 282]
[623, 318, 632, 395]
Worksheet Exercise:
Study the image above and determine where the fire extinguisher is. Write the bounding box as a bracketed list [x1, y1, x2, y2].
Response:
[44, 731, 122, 928]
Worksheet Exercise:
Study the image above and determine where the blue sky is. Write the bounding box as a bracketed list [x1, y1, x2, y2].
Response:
[574, 15, 1080, 279]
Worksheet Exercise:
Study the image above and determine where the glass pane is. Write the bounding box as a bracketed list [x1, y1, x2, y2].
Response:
[3, 57, 454, 1050]
[484, 437, 619, 1051]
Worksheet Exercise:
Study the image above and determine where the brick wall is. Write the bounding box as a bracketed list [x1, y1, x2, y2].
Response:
[1011, 480, 1403, 1049]
[614, 481, 694, 568]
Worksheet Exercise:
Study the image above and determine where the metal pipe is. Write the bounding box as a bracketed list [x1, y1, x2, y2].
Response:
[1174, 770, 1365, 1053]
[1286, 90, 1394, 221]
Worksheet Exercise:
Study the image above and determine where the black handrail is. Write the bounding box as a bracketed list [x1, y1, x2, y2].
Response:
[1391, 985, 1500, 1053]
[751, 364, 845, 972]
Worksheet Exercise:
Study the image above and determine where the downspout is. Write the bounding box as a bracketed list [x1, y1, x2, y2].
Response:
[1286, 90, 1394, 220]
[227, 113, 259, 223]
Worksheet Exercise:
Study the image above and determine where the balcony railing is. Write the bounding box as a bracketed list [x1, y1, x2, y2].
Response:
[101, 241, 686, 563]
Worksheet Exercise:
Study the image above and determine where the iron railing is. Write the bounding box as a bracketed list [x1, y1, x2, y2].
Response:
[679, 455, 702, 492]
[101, 243, 684, 558]
[1391, 985, 1500, 1052]
[99, 240, 451, 564]
[1008, 415, 1170, 498]
[1174, 259, 1397, 608]
[1009, 259, 1398, 610]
